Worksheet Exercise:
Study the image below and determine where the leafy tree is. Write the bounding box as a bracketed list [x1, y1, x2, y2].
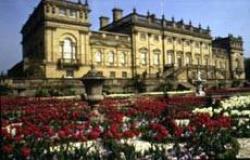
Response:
[244, 57, 250, 80]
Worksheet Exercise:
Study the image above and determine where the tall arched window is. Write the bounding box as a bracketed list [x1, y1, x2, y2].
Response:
[167, 50, 173, 64]
[186, 54, 191, 65]
[108, 51, 115, 65]
[61, 38, 76, 62]
[140, 49, 148, 65]
[236, 58, 240, 68]
[95, 51, 102, 64]
[120, 52, 126, 66]
[153, 50, 160, 65]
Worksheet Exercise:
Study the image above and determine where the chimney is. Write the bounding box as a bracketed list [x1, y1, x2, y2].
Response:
[99, 16, 110, 28]
[112, 8, 123, 22]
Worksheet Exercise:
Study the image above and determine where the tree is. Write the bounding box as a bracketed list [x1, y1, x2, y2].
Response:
[244, 57, 250, 80]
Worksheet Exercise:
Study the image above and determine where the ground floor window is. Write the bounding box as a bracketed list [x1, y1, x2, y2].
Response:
[122, 71, 127, 78]
[110, 71, 116, 78]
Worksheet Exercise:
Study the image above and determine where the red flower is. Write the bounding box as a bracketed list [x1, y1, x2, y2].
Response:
[174, 127, 183, 137]
[88, 127, 101, 140]
[2, 144, 13, 154]
[21, 147, 31, 158]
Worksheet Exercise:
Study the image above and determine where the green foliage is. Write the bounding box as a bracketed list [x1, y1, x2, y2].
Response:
[162, 81, 174, 92]
[35, 88, 50, 97]
[218, 80, 226, 89]
[103, 139, 138, 160]
[0, 85, 12, 95]
[186, 128, 240, 159]
[232, 80, 241, 88]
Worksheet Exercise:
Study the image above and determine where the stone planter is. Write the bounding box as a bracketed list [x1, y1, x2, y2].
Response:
[82, 65, 106, 105]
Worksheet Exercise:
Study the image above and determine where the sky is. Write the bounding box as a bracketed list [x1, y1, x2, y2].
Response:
[0, 0, 250, 73]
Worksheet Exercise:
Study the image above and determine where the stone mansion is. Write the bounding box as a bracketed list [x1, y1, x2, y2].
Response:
[9, 0, 245, 81]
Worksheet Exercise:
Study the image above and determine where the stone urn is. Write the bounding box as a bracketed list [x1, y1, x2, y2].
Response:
[81, 65, 106, 105]
[194, 70, 206, 96]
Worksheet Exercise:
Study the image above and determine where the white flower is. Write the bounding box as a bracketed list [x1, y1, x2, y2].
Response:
[193, 107, 213, 117]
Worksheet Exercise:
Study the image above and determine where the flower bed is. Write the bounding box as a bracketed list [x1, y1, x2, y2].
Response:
[192, 95, 250, 138]
[1, 96, 241, 159]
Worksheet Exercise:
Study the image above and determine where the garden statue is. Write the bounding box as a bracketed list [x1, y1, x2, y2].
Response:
[194, 69, 206, 96]
[81, 65, 106, 105]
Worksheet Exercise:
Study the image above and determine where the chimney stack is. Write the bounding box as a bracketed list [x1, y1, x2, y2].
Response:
[99, 16, 110, 28]
[112, 8, 123, 22]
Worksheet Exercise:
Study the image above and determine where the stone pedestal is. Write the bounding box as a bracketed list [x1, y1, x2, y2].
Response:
[81, 65, 106, 105]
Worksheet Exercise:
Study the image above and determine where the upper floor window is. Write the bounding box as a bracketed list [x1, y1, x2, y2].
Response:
[204, 43, 209, 49]
[167, 51, 174, 64]
[186, 54, 191, 65]
[69, 10, 77, 18]
[59, 8, 67, 16]
[141, 50, 147, 65]
[236, 58, 240, 68]
[154, 35, 159, 41]
[196, 56, 201, 65]
[140, 32, 147, 41]
[120, 52, 127, 66]
[185, 40, 190, 46]
[61, 38, 76, 60]
[205, 57, 209, 66]
[108, 51, 115, 65]
[153, 51, 160, 65]
[195, 42, 200, 48]
[95, 51, 102, 64]
[167, 37, 173, 43]
[177, 39, 182, 45]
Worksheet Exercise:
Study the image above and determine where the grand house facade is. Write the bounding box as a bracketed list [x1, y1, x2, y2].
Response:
[9, 0, 245, 81]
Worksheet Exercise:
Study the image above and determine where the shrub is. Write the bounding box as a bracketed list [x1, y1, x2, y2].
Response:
[35, 88, 50, 97]
[232, 80, 241, 88]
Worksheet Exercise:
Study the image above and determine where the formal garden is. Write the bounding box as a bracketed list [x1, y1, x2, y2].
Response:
[1, 92, 250, 160]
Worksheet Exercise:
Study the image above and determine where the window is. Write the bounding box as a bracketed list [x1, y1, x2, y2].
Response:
[122, 72, 127, 78]
[177, 39, 182, 45]
[141, 51, 147, 65]
[196, 56, 201, 65]
[195, 42, 200, 48]
[140, 32, 147, 40]
[98, 71, 103, 76]
[61, 38, 76, 61]
[66, 70, 74, 78]
[185, 40, 190, 46]
[204, 43, 208, 49]
[154, 35, 159, 41]
[69, 10, 77, 18]
[95, 51, 102, 64]
[167, 51, 173, 64]
[110, 71, 116, 78]
[120, 52, 126, 66]
[205, 57, 209, 66]
[186, 55, 191, 65]
[59, 8, 66, 16]
[220, 61, 224, 68]
[236, 59, 240, 68]
[108, 51, 115, 65]
[153, 52, 160, 65]
[177, 55, 182, 67]
[167, 37, 173, 43]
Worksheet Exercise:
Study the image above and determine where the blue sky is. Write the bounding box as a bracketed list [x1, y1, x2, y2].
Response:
[0, 0, 249, 73]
